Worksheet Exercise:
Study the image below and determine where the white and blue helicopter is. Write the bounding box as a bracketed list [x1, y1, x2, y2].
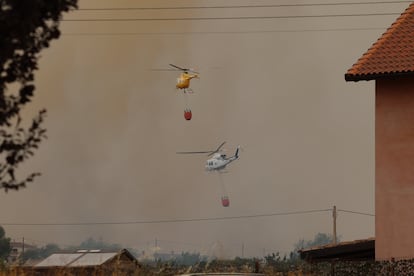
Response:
[177, 142, 240, 172]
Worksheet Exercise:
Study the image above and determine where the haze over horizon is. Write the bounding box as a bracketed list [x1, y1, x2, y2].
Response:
[1, 0, 407, 258]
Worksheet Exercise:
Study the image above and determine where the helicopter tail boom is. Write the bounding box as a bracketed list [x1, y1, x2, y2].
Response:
[226, 146, 240, 161]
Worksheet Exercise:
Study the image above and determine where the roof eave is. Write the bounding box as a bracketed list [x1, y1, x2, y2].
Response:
[345, 71, 414, 82]
[299, 239, 375, 262]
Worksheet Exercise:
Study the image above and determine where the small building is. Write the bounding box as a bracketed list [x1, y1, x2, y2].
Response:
[8, 241, 37, 263]
[345, 1, 414, 260]
[30, 248, 140, 275]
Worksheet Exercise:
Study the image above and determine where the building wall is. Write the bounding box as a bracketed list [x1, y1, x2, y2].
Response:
[376, 76, 414, 260]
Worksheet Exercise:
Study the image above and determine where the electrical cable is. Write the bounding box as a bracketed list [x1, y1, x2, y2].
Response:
[77, 1, 412, 11]
[0, 208, 332, 226]
[62, 12, 401, 22]
[338, 209, 375, 217]
[62, 27, 386, 36]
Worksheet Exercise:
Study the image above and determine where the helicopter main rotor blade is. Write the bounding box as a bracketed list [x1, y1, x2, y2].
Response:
[178, 142, 226, 156]
[169, 64, 199, 74]
[177, 151, 213, 154]
[216, 141, 226, 151]
[169, 64, 187, 71]
[207, 141, 226, 156]
[150, 68, 177, 71]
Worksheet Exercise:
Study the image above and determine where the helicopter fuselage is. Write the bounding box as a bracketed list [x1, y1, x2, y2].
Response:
[205, 153, 237, 172]
[177, 142, 239, 172]
[176, 72, 198, 89]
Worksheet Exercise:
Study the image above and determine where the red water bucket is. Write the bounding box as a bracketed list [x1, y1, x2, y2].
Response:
[221, 196, 230, 207]
[184, 109, 192, 120]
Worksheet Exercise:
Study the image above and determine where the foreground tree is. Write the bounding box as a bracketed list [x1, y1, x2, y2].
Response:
[0, 226, 11, 263]
[0, 0, 77, 191]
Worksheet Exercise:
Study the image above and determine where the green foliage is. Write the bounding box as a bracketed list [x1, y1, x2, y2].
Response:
[144, 257, 414, 275]
[174, 252, 207, 266]
[264, 251, 303, 273]
[0, 226, 10, 261]
[295, 232, 336, 250]
[291, 232, 339, 259]
[0, 0, 77, 191]
[77, 237, 122, 251]
[298, 259, 414, 275]
[20, 243, 60, 262]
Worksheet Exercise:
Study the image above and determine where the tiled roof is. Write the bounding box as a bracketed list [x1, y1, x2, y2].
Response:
[345, 2, 414, 81]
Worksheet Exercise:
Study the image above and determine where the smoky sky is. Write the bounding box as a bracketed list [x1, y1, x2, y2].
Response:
[1, 0, 407, 257]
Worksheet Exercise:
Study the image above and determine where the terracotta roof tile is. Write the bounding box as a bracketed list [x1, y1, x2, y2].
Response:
[345, 2, 414, 81]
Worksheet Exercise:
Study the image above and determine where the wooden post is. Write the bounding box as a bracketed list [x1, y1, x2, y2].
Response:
[333, 206, 337, 245]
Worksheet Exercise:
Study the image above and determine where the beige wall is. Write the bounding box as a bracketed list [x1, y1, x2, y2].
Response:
[376, 76, 414, 260]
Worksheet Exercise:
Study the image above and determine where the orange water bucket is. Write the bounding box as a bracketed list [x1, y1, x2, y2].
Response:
[184, 109, 192, 120]
[221, 196, 230, 207]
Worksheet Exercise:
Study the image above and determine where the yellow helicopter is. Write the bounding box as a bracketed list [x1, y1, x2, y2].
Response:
[169, 64, 199, 93]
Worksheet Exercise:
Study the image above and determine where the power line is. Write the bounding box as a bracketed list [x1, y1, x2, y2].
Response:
[62, 12, 400, 22]
[77, 1, 412, 11]
[338, 209, 375, 217]
[0, 208, 332, 226]
[62, 27, 386, 36]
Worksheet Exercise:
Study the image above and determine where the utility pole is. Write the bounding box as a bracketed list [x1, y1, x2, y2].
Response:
[241, 243, 244, 258]
[332, 205, 337, 245]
